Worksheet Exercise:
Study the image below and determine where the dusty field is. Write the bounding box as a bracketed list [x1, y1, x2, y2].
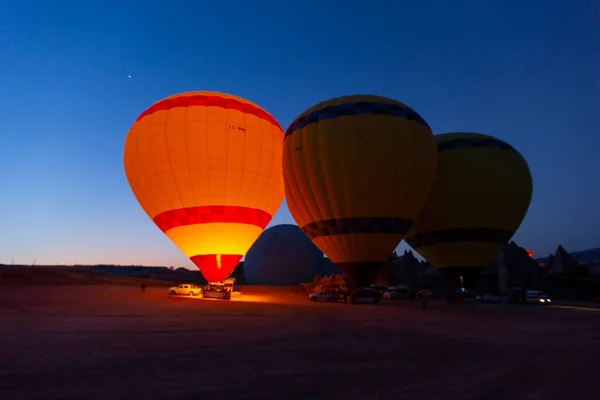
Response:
[1, 284, 599, 400]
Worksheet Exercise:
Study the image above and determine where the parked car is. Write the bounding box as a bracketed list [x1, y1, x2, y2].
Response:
[525, 290, 552, 304]
[370, 284, 388, 296]
[476, 293, 503, 303]
[349, 288, 381, 304]
[415, 290, 432, 300]
[169, 284, 202, 296]
[382, 287, 398, 300]
[383, 287, 409, 300]
[309, 291, 334, 302]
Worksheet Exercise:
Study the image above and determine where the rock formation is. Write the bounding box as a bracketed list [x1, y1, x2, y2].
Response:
[372, 250, 441, 287]
[483, 241, 542, 293]
[546, 245, 589, 278]
[301, 273, 347, 293]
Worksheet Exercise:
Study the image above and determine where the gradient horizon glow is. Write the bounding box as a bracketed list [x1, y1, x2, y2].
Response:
[1, 0, 599, 268]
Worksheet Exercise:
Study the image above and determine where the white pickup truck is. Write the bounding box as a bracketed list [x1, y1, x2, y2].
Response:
[169, 284, 202, 296]
[309, 291, 334, 302]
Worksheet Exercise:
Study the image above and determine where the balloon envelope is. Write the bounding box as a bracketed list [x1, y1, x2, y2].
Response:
[404, 132, 533, 289]
[282, 95, 438, 288]
[244, 224, 323, 286]
[124, 91, 285, 282]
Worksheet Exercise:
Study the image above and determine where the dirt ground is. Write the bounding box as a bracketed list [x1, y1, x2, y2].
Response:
[1, 284, 599, 400]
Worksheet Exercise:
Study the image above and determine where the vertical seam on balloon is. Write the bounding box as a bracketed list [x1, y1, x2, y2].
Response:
[258, 121, 276, 218]
[397, 119, 412, 232]
[344, 118, 356, 262]
[153, 114, 172, 219]
[330, 118, 348, 262]
[164, 105, 185, 211]
[415, 122, 428, 225]
[272, 125, 284, 214]
[296, 128, 317, 235]
[204, 103, 211, 205]
[146, 116, 158, 211]
[416, 123, 428, 228]
[346, 117, 359, 262]
[267, 124, 281, 215]
[256, 119, 269, 215]
[142, 116, 164, 218]
[286, 129, 313, 235]
[180, 103, 196, 264]
[183, 96, 197, 209]
[390, 116, 401, 221]
[294, 129, 313, 231]
[301, 125, 326, 255]
[346, 118, 358, 262]
[250, 116, 263, 214]
[315, 119, 337, 261]
[237, 108, 248, 208]
[319, 119, 334, 215]
[225, 106, 230, 208]
[139, 120, 153, 216]
[203, 105, 211, 263]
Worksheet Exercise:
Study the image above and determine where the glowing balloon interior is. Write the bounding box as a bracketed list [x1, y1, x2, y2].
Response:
[283, 95, 438, 288]
[124, 92, 285, 283]
[405, 132, 533, 289]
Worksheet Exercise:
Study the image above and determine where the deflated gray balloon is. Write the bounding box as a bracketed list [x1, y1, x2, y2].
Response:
[245, 224, 324, 285]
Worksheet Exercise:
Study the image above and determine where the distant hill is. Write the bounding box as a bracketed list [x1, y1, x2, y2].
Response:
[0, 262, 244, 285]
[3, 244, 598, 286]
[536, 247, 600, 267]
[0, 265, 177, 286]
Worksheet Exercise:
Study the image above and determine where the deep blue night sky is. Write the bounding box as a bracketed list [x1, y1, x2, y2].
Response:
[1, 0, 598, 267]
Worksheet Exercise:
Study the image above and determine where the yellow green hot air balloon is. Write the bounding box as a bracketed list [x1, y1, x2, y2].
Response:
[404, 132, 533, 289]
[283, 95, 438, 288]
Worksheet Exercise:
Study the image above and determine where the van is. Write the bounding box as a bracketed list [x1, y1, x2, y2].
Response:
[525, 290, 552, 304]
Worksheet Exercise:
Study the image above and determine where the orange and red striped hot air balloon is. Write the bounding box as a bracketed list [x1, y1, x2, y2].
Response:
[124, 91, 285, 283]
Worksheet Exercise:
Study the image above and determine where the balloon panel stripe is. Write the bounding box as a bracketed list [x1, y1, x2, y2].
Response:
[285, 102, 431, 137]
[136, 94, 282, 129]
[153, 205, 272, 233]
[405, 228, 513, 249]
[437, 137, 517, 152]
[190, 254, 243, 283]
[301, 217, 413, 240]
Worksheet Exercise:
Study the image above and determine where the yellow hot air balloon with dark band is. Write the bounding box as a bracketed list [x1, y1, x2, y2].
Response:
[283, 95, 438, 288]
[404, 132, 533, 289]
